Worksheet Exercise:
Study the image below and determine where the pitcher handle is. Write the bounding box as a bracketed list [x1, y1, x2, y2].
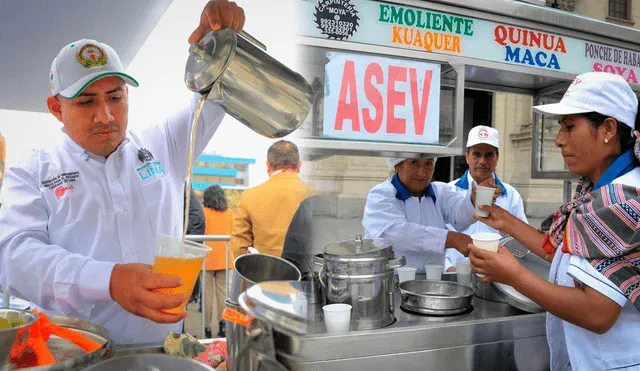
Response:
[239, 30, 267, 51]
[387, 256, 406, 270]
[319, 266, 327, 288]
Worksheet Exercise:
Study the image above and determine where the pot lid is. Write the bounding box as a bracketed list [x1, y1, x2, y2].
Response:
[491, 237, 551, 313]
[239, 280, 310, 335]
[184, 28, 236, 94]
[324, 235, 392, 256]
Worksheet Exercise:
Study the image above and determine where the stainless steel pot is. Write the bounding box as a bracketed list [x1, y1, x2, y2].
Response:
[399, 280, 475, 315]
[185, 28, 313, 138]
[320, 236, 405, 331]
[229, 253, 302, 304]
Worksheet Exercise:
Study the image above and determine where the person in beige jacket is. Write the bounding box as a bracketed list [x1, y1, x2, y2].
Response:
[231, 140, 313, 258]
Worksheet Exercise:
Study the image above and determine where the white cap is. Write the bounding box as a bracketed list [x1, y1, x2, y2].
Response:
[467, 125, 499, 148]
[387, 156, 437, 168]
[532, 72, 638, 128]
[49, 39, 138, 99]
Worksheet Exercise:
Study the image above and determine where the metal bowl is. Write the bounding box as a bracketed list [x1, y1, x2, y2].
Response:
[83, 354, 215, 371]
[399, 280, 475, 315]
[0, 309, 38, 368]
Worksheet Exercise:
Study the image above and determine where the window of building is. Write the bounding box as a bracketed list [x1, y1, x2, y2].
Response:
[609, 0, 631, 20]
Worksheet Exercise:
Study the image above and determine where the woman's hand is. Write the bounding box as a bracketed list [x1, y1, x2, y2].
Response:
[472, 204, 513, 233]
[468, 244, 524, 285]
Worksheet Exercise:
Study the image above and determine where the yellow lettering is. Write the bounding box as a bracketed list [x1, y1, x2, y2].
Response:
[452, 36, 461, 53]
[392, 25, 403, 44]
[444, 34, 452, 51]
[423, 31, 433, 52]
[412, 31, 424, 48]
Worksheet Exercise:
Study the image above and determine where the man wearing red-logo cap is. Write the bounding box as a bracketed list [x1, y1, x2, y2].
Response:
[445, 125, 528, 271]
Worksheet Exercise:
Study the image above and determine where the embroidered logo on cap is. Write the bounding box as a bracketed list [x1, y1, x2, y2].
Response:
[50, 70, 55, 91]
[478, 129, 489, 139]
[76, 44, 108, 68]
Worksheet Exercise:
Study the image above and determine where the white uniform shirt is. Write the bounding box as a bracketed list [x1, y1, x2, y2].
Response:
[546, 168, 640, 371]
[362, 175, 475, 273]
[0, 94, 225, 345]
[444, 170, 528, 270]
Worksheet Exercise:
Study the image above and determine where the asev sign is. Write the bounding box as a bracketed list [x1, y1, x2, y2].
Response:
[323, 52, 441, 144]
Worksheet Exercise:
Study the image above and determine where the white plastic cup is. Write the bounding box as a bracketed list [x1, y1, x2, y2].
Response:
[323, 303, 352, 334]
[397, 267, 417, 283]
[425, 264, 444, 280]
[471, 232, 501, 277]
[456, 261, 472, 285]
[475, 186, 495, 217]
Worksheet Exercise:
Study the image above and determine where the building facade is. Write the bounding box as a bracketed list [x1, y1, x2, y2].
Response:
[191, 153, 256, 211]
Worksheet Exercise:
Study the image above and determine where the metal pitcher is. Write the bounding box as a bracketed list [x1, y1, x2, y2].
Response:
[184, 28, 313, 138]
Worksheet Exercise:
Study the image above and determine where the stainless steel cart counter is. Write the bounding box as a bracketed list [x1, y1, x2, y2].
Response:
[280, 288, 549, 371]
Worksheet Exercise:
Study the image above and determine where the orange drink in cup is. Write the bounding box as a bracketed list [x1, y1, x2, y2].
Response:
[152, 233, 211, 314]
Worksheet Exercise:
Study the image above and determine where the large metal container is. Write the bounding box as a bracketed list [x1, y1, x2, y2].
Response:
[84, 354, 214, 371]
[5, 313, 113, 371]
[399, 280, 475, 315]
[185, 28, 313, 138]
[227, 281, 309, 371]
[229, 253, 301, 305]
[320, 236, 405, 331]
[0, 309, 37, 369]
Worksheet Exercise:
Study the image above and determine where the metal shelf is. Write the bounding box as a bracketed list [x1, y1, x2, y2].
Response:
[298, 137, 464, 160]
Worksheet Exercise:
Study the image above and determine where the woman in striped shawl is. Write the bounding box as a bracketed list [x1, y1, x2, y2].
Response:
[469, 72, 640, 371]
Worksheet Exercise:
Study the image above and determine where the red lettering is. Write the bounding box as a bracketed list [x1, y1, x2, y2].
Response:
[604, 65, 616, 73]
[555, 37, 567, 53]
[363, 63, 384, 133]
[615, 66, 628, 75]
[334, 60, 360, 132]
[410, 69, 433, 136]
[629, 69, 638, 84]
[593, 62, 603, 72]
[387, 66, 406, 134]
[494, 25, 507, 46]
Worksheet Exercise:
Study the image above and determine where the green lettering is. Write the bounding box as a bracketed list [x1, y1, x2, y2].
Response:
[432, 13, 442, 31]
[390, 5, 404, 25]
[441, 14, 453, 33]
[379, 4, 390, 23]
[464, 19, 474, 36]
[454, 17, 464, 34]
[416, 10, 426, 28]
[404, 8, 416, 26]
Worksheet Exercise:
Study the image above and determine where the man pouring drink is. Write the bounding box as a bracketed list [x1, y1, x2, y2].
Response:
[0, 0, 247, 345]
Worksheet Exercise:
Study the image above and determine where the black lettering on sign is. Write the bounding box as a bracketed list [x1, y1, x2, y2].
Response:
[314, 0, 359, 40]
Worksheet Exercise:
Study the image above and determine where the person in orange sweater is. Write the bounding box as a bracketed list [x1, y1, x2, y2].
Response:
[202, 184, 234, 338]
[230, 140, 313, 259]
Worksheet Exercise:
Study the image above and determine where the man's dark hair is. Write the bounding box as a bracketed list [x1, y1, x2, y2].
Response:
[203, 184, 228, 212]
[267, 140, 300, 170]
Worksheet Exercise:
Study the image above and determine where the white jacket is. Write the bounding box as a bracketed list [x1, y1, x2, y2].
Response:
[0, 94, 225, 345]
[362, 174, 475, 273]
[444, 170, 528, 270]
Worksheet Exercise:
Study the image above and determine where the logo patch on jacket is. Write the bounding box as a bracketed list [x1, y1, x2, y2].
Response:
[138, 148, 154, 163]
[54, 185, 74, 200]
[41, 172, 80, 200]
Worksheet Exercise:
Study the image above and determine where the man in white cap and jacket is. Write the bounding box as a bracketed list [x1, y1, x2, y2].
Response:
[0, 0, 246, 345]
[444, 126, 528, 271]
[362, 155, 498, 273]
